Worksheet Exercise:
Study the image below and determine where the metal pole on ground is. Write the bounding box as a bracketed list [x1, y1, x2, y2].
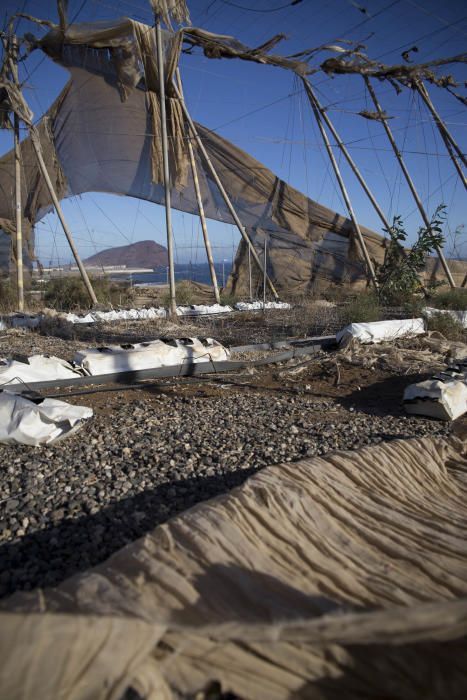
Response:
[305, 85, 379, 289]
[172, 80, 280, 300]
[364, 76, 456, 288]
[415, 81, 466, 190]
[155, 17, 177, 317]
[10, 37, 24, 311]
[263, 235, 267, 309]
[175, 68, 221, 304]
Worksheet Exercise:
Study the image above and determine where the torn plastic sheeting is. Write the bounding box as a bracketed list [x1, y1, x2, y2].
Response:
[403, 378, 467, 421]
[336, 318, 425, 346]
[73, 338, 230, 375]
[0, 355, 83, 387]
[0, 391, 93, 445]
[424, 307, 467, 329]
[234, 301, 291, 311]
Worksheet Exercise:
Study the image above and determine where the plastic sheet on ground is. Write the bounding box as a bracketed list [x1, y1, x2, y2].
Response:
[74, 337, 230, 375]
[234, 301, 291, 311]
[176, 304, 233, 316]
[64, 307, 167, 324]
[336, 318, 425, 346]
[0, 391, 93, 445]
[424, 307, 467, 329]
[0, 354, 82, 388]
[64, 304, 233, 324]
[1, 436, 467, 699]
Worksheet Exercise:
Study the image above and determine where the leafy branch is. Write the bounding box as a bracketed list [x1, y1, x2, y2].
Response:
[376, 204, 447, 305]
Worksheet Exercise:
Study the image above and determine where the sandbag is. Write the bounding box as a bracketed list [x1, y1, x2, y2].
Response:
[337, 318, 425, 346]
[0, 354, 82, 387]
[74, 337, 229, 375]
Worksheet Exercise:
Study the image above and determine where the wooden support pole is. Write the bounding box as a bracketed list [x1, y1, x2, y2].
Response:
[364, 76, 456, 288]
[415, 81, 466, 190]
[304, 84, 379, 289]
[155, 18, 177, 317]
[5, 34, 97, 306]
[29, 128, 98, 306]
[13, 112, 24, 311]
[303, 79, 393, 233]
[172, 81, 280, 300]
[10, 37, 24, 311]
[175, 69, 220, 304]
[248, 243, 252, 300]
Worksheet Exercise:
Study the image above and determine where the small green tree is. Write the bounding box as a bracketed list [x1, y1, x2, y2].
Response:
[376, 204, 446, 305]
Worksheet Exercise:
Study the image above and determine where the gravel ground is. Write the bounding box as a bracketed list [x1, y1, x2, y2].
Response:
[0, 380, 451, 598]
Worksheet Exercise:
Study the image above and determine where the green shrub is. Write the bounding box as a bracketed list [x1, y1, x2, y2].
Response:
[429, 287, 467, 310]
[339, 292, 382, 325]
[426, 312, 465, 341]
[44, 276, 134, 311]
[377, 204, 447, 306]
[161, 280, 194, 307]
[219, 291, 238, 306]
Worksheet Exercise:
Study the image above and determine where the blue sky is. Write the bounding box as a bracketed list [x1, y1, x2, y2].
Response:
[0, 0, 466, 265]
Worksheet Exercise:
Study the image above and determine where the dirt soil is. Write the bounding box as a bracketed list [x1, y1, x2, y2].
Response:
[0, 316, 465, 599]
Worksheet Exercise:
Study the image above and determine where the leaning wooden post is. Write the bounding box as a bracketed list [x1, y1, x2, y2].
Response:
[364, 76, 456, 288]
[10, 37, 24, 311]
[175, 69, 221, 304]
[155, 17, 177, 317]
[303, 78, 393, 233]
[172, 81, 280, 300]
[415, 81, 466, 190]
[13, 111, 24, 311]
[28, 128, 98, 305]
[248, 243, 252, 300]
[4, 34, 97, 306]
[304, 84, 378, 289]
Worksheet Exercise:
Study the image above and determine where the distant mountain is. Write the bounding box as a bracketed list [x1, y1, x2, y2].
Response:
[83, 240, 168, 269]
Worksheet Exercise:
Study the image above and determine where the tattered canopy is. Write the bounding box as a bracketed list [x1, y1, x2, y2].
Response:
[0, 16, 393, 291]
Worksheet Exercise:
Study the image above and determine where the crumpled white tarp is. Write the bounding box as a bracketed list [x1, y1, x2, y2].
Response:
[0, 391, 93, 445]
[74, 337, 230, 375]
[337, 318, 425, 346]
[403, 378, 467, 421]
[234, 301, 291, 311]
[0, 355, 82, 388]
[424, 307, 467, 329]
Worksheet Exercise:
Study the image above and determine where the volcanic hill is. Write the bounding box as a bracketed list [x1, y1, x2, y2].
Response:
[84, 240, 168, 269]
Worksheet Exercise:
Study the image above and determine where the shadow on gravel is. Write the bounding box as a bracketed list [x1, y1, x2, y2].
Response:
[339, 373, 430, 417]
[0, 468, 256, 599]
